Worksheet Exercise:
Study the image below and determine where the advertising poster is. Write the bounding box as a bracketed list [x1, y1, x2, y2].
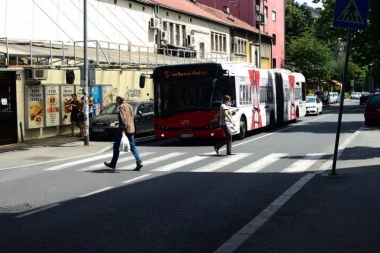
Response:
[26, 86, 44, 129]
[101, 85, 115, 109]
[91, 85, 101, 116]
[60, 86, 75, 125]
[45, 86, 60, 127]
[75, 86, 85, 100]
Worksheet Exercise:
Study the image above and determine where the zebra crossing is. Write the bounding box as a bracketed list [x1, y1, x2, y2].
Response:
[42, 150, 328, 174]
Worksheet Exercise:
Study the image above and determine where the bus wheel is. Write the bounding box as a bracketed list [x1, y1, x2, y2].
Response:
[269, 112, 275, 131]
[294, 107, 300, 123]
[238, 119, 246, 140]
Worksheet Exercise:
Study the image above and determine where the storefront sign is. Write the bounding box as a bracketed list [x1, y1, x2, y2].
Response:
[44, 86, 60, 127]
[60, 86, 75, 125]
[26, 86, 44, 128]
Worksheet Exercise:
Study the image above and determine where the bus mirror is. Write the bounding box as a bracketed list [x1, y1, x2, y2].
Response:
[139, 74, 146, 88]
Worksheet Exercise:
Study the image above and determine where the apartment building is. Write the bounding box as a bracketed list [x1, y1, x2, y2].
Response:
[197, 0, 285, 68]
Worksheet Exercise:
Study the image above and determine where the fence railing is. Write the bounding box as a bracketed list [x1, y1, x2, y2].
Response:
[0, 38, 233, 69]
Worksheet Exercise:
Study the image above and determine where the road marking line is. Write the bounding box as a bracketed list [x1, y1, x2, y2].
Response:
[79, 187, 113, 198]
[117, 152, 186, 171]
[235, 153, 288, 173]
[152, 156, 208, 172]
[76, 152, 155, 171]
[43, 153, 112, 171]
[192, 153, 250, 172]
[215, 129, 362, 253]
[122, 174, 151, 184]
[281, 153, 325, 173]
[16, 203, 61, 218]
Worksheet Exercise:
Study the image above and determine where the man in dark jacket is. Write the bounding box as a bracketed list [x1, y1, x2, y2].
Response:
[104, 96, 143, 171]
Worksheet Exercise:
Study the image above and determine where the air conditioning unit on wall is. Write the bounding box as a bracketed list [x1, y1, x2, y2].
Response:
[149, 17, 160, 29]
[26, 69, 48, 80]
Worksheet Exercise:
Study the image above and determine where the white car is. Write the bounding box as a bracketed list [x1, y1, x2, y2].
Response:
[306, 96, 323, 115]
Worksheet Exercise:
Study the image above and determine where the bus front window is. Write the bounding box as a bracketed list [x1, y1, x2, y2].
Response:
[155, 80, 215, 117]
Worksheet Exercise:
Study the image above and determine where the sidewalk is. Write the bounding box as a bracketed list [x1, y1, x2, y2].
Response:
[0, 135, 113, 170]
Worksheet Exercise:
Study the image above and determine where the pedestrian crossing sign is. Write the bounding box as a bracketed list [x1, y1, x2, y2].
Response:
[334, 0, 369, 30]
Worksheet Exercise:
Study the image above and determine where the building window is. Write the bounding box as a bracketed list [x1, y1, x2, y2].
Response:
[233, 37, 247, 55]
[272, 34, 276, 45]
[272, 10, 276, 21]
[211, 32, 227, 53]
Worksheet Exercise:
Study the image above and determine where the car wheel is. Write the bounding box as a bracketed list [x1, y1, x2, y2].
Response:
[365, 119, 370, 127]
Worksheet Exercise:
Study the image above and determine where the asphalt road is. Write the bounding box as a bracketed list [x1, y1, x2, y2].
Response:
[0, 101, 367, 253]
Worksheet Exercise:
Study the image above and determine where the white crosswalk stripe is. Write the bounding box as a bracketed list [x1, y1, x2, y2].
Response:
[281, 153, 325, 173]
[43, 153, 113, 171]
[192, 153, 251, 172]
[235, 153, 288, 173]
[152, 155, 208, 172]
[76, 152, 156, 171]
[117, 152, 186, 171]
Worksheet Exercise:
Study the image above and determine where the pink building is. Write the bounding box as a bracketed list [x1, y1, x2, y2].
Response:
[197, 0, 285, 68]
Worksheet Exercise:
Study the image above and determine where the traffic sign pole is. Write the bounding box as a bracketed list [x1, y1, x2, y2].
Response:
[330, 30, 351, 176]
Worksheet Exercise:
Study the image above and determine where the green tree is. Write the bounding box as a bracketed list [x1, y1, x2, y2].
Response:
[287, 32, 333, 86]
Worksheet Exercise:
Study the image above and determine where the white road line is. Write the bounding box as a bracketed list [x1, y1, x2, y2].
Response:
[76, 152, 156, 171]
[235, 153, 288, 173]
[214, 173, 316, 253]
[43, 153, 112, 171]
[79, 187, 113, 198]
[16, 203, 61, 218]
[281, 153, 325, 173]
[122, 174, 151, 184]
[152, 155, 208, 172]
[117, 152, 186, 171]
[192, 153, 250, 172]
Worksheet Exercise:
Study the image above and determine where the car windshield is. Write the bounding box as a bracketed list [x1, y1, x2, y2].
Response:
[367, 95, 380, 105]
[101, 103, 119, 114]
[306, 97, 316, 103]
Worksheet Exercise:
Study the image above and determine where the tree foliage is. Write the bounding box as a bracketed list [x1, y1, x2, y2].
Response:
[286, 0, 380, 91]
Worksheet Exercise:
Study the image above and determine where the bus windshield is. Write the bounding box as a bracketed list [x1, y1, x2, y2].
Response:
[155, 79, 223, 117]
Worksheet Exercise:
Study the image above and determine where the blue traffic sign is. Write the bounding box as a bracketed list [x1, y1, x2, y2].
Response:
[334, 0, 369, 30]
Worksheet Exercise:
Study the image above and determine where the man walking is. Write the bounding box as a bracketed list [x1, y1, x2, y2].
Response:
[104, 96, 143, 171]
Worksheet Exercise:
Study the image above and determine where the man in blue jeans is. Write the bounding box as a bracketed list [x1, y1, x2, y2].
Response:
[104, 96, 143, 171]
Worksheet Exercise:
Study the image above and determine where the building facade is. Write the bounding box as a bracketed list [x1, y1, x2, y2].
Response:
[0, 0, 271, 144]
[197, 0, 285, 68]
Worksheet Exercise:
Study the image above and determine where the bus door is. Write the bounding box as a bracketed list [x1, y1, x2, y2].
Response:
[275, 72, 284, 124]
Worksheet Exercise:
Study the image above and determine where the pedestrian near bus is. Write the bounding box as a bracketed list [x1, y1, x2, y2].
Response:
[104, 96, 143, 171]
[214, 95, 236, 156]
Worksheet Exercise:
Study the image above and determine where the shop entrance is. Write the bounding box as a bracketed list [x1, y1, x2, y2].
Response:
[0, 71, 17, 145]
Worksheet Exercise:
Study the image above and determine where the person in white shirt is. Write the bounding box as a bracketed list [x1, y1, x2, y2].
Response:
[214, 95, 236, 156]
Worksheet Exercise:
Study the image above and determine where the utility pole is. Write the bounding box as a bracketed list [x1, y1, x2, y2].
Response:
[83, 0, 89, 145]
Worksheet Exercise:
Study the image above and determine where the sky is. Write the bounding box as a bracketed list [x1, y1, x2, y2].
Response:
[295, 0, 323, 9]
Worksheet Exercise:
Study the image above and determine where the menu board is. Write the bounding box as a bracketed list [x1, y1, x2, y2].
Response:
[60, 86, 75, 125]
[26, 86, 44, 128]
[45, 86, 60, 127]
[75, 86, 85, 99]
